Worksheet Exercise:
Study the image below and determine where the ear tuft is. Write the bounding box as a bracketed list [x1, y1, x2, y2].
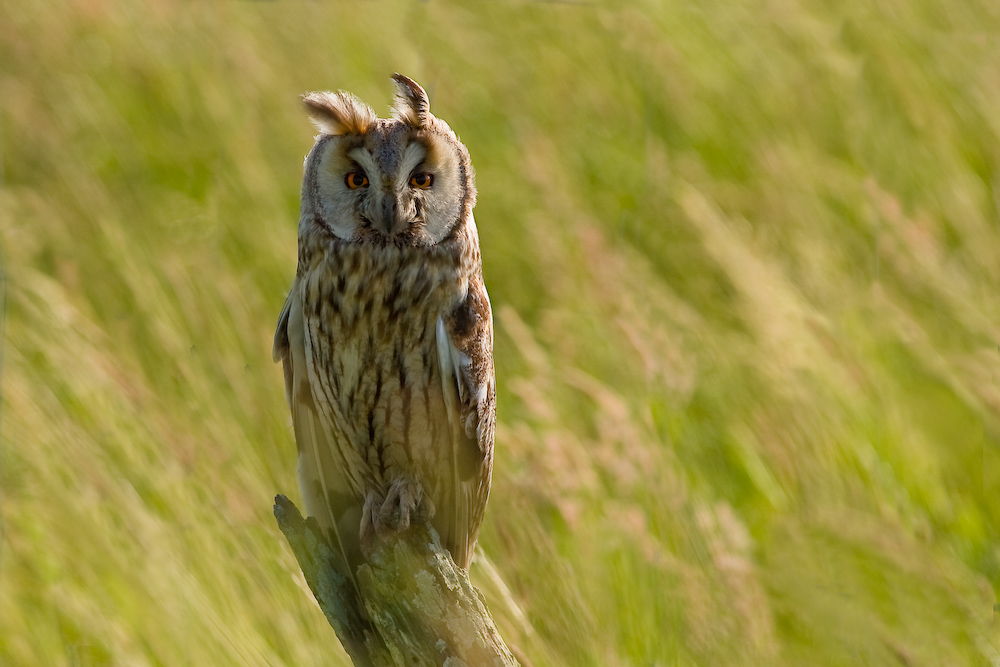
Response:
[302, 91, 376, 136]
[391, 73, 430, 128]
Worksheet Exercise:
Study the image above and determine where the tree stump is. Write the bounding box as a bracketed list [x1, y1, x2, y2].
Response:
[274, 494, 520, 667]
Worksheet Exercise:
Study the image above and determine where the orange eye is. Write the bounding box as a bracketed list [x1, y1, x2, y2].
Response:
[345, 172, 369, 189]
[409, 172, 433, 189]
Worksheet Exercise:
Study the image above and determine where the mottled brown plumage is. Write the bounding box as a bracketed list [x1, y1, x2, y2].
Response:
[273, 75, 494, 577]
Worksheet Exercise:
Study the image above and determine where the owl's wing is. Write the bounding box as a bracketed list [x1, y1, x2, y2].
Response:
[435, 274, 496, 569]
[273, 285, 360, 584]
[273, 293, 294, 405]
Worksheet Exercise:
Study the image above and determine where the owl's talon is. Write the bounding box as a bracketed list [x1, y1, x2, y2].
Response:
[378, 479, 426, 531]
[359, 491, 381, 554]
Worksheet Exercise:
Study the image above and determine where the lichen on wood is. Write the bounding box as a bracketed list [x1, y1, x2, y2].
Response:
[274, 494, 519, 667]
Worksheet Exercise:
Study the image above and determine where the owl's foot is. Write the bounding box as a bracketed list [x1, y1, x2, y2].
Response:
[381, 478, 434, 530]
[359, 480, 434, 554]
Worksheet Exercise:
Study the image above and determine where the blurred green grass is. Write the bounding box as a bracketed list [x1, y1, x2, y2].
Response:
[2, 0, 998, 664]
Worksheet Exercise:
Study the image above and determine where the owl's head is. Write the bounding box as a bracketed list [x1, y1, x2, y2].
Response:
[299, 74, 476, 246]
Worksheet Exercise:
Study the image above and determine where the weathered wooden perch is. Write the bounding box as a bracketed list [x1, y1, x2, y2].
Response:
[274, 494, 520, 667]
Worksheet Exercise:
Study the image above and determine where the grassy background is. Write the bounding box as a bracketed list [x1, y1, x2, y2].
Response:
[2, 0, 999, 664]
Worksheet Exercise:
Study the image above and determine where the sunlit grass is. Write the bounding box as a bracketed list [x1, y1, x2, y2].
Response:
[2, 0, 998, 664]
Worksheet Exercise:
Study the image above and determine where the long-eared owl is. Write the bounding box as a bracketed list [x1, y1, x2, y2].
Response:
[273, 74, 495, 576]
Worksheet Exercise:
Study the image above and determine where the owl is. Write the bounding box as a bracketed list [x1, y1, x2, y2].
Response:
[273, 74, 495, 578]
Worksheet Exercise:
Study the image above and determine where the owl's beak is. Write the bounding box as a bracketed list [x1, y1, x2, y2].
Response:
[378, 192, 409, 236]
